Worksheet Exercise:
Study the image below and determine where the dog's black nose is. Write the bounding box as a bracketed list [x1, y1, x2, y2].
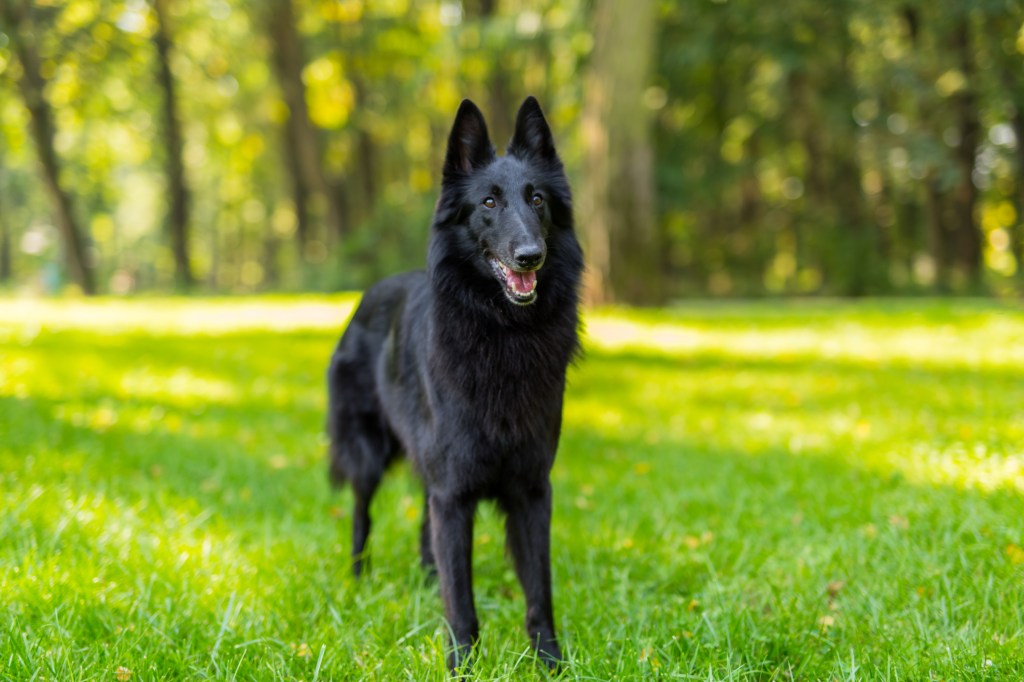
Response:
[513, 245, 544, 270]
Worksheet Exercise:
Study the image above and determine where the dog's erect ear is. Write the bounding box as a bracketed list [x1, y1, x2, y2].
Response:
[443, 99, 495, 178]
[508, 96, 557, 161]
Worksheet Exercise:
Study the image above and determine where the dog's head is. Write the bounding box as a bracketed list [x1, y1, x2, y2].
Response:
[432, 97, 572, 307]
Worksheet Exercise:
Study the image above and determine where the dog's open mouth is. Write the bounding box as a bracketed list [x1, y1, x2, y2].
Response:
[489, 258, 538, 305]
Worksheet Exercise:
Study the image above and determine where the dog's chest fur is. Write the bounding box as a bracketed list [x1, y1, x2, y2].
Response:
[433, 314, 573, 441]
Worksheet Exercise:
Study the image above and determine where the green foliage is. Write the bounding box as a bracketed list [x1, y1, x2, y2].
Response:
[655, 0, 1024, 295]
[331, 185, 435, 289]
[3, 296, 1024, 679]
[0, 0, 1022, 297]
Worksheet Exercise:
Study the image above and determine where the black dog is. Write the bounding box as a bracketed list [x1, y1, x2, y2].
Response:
[326, 96, 582, 672]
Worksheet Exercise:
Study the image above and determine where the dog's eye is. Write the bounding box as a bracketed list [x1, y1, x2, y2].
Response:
[532, 194, 544, 207]
[483, 197, 496, 209]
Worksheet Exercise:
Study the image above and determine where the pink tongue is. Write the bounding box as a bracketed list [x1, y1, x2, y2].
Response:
[508, 270, 536, 294]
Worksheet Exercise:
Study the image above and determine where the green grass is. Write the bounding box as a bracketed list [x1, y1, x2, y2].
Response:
[2, 296, 1024, 680]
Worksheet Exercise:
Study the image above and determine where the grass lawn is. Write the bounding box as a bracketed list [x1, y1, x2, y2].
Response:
[2, 296, 1023, 680]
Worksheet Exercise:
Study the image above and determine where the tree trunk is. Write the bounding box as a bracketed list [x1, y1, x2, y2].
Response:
[831, 14, 875, 296]
[1012, 111, 1024, 283]
[0, 160, 10, 283]
[907, 10, 953, 292]
[351, 79, 377, 223]
[267, 0, 348, 254]
[789, 69, 827, 289]
[925, 175, 952, 291]
[468, 0, 514, 143]
[282, 126, 312, 248]
[261, 218, 279, 288]
[3, 0, 96, 294]
[152, 0, 194, 290]
[950, 17, 983, 285]
[986, 11, 1024, 285]
[581, 0, 661, 305]
[206, 213, 220, 289]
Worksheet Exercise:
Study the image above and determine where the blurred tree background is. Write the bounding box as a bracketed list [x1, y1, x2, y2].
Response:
[0, 0, 1022, 303]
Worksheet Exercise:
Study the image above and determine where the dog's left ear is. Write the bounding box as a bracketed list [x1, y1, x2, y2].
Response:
[508, 96, 557, 161]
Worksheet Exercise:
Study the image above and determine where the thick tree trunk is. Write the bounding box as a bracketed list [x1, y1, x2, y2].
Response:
[3, 1, 96, 294]
[267, 0, 348, 254]
[908, 18, 951, 291]
[470, 0, 513, 143]
[951, 18, 983, 285]
[152, 0, 194, 290]
[581, 0, 661, 305]
[832, 17, 875, 296]
[789, 70, 827, 288]
[1012, 112, 1024, 282]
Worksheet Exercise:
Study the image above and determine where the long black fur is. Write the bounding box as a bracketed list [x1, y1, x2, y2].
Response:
[326, 96, 582, 672]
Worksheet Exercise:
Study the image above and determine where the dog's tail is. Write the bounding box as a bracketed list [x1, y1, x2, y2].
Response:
[326, 395, 350, 489]
[327, 442, 348, 488]
[326, 358, 349, 489]
[325, 350, 395, 492]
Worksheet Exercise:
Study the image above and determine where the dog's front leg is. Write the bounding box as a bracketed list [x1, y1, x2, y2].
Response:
[505, 481, 562, 669]
[429, 492, 479, 673]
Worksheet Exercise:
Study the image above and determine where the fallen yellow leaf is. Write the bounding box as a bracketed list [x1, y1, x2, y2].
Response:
[888, 514, 909, 530]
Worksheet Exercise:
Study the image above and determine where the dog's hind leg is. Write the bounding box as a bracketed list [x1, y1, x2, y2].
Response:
[351, 476, 379, 577]
[328, 343, 399, 577]
[419, 492, 436, 573]
[329, 404, 394, 577]
[349, 422, 394, 577]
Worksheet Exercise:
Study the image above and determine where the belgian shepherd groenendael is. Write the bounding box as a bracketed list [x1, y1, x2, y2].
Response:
[326, 96, 582, 672]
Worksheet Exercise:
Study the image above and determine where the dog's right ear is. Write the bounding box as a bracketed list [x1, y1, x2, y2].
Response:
[443, 99, 495, 179]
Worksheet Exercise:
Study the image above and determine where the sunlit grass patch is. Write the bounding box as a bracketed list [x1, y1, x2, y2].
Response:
[586, 299, 1024, 369]
[581, 301, 1024, 494]
[0, 293, 360, 335]
[2, 296, 1024, 680]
